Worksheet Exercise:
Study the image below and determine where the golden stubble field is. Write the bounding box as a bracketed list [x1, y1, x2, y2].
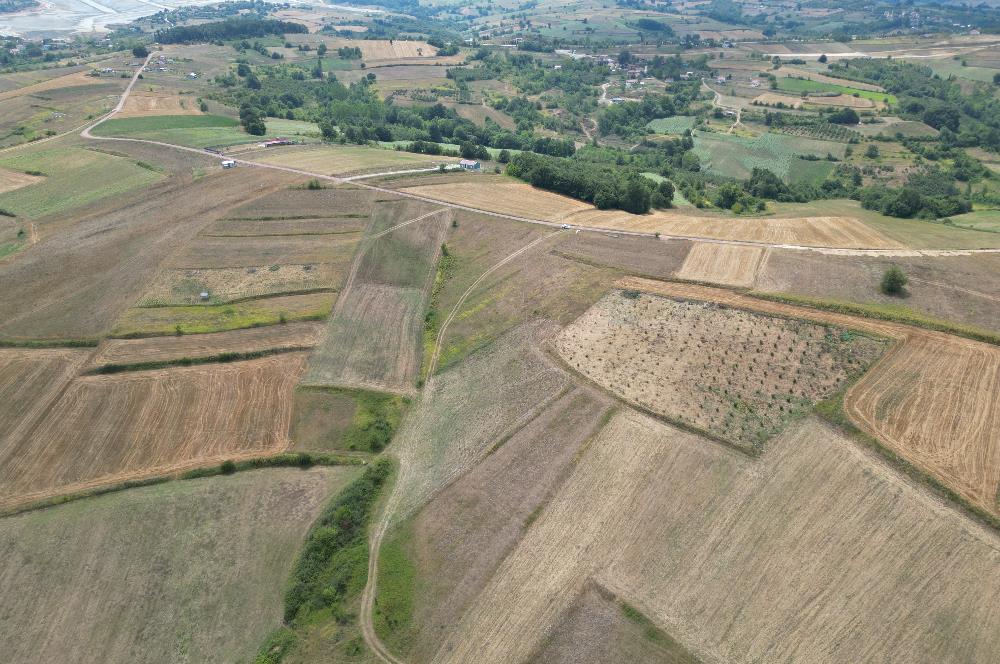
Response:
[0, 353, 308, 509]
[436, 409, 1000, 664]
[616, 277, 1000, 518]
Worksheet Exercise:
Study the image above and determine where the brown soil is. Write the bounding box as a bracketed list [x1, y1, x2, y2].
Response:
[0, 71, 121, 102]
[90, 321, 325, 367]
[167, 233, 357, 269]
[0, 353, 307, 509]
[676, 242, 768, 287]
[137, 263, 344, 305]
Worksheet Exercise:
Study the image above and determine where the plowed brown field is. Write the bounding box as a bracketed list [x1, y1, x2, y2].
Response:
[0, 353, 307, 509]
[675, 242, 767, 287]
[90, 322, 324, 367]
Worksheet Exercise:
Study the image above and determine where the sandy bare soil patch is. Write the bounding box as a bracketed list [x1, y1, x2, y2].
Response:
[398, 386, 612, 661]
[676, 242, 767, 287]
[399, 178, 591, 221]
[390, 321, 571, 521]
[0, 467, 355, 664]
[0, 348, 90, 447]
[846, 333, 1000, 516]
[118, 89, 203, 117]
[0, 166, 42, 194]
[555, 290, 885, 450]
[0, 354, 307, 509]
[0, 169, 298, 341]
[571, 210, 902, 249]
[90, 321, 324, 367]
[749, 92, 804, 109]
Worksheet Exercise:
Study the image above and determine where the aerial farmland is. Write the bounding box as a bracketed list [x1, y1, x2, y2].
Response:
[0, 0, 999, 662]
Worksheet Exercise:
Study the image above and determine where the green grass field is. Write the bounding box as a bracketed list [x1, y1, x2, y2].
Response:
[0, 146, 163, 218]
[930, 60, 1000, 83]
[92, 115, 319, 149]
[945, 209, 1000, 233]
[692, 131, 844, 183]
[776, 76, 898, 104]
[646, 116, 697, 135]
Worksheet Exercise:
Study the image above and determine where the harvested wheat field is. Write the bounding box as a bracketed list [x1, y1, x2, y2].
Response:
[555, 290, 885, 450]
[0, 166, 42, 194]
[0, 467, 356, 664]
[675, 242, 768, 287]
[90, 321, 324, 367]
[433, 410, 702, 664]
[204, 216, 368, 237]
[568, 210, 902, 249]
[389, 321, 571, 521]
[552, 233, 692, 280]
[437, 411, 1000, 664]
[846, 332, 1000, 516]
[388, 386, 613, 662]
[168, 233, 357, 269]
[118, 90, 203, 117]
[301, 283, 426, 393]
[399, 178, 591, 221]
[0, 348, 91, 446]
[303, 201, 449, 393]
[602, 417, 1000, 664]
[223, 186, 373, 220]
[253, 144, 440, 176]
[0, 353, 307, 509]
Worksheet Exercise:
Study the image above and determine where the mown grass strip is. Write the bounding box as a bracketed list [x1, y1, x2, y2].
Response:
[0, 452, 365, 518]
[751, 291, 1000, 346]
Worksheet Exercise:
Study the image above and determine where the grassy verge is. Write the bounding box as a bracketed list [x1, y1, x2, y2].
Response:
[815, 388, 1000, 532]
[619, 600, 702, 661]
[373, 523, 419, 655]
[0, 452, 364, 518]
[292, 386, 409, 454]
[750, 291, 1000, 346]
[421, 243, 456, 381]
[0, 337, 99, 348]
[91, 346, 311, 374]
[254, 458, 394, 664]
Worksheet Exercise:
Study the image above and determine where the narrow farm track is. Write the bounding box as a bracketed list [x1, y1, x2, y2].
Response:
[78, 52, 1000, 257]
[360, 230, 565, 664]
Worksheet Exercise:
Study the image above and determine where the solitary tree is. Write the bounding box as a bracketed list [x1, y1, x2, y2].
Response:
[818, 53, 827, 63]
[132, 45, 149, 58]
[881, 265, 908, 296]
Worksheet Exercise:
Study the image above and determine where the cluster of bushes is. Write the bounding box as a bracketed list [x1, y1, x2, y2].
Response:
[506, 152, 673, 214]
[860, 186, 970, 219]
[155, 17, 307, 44]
